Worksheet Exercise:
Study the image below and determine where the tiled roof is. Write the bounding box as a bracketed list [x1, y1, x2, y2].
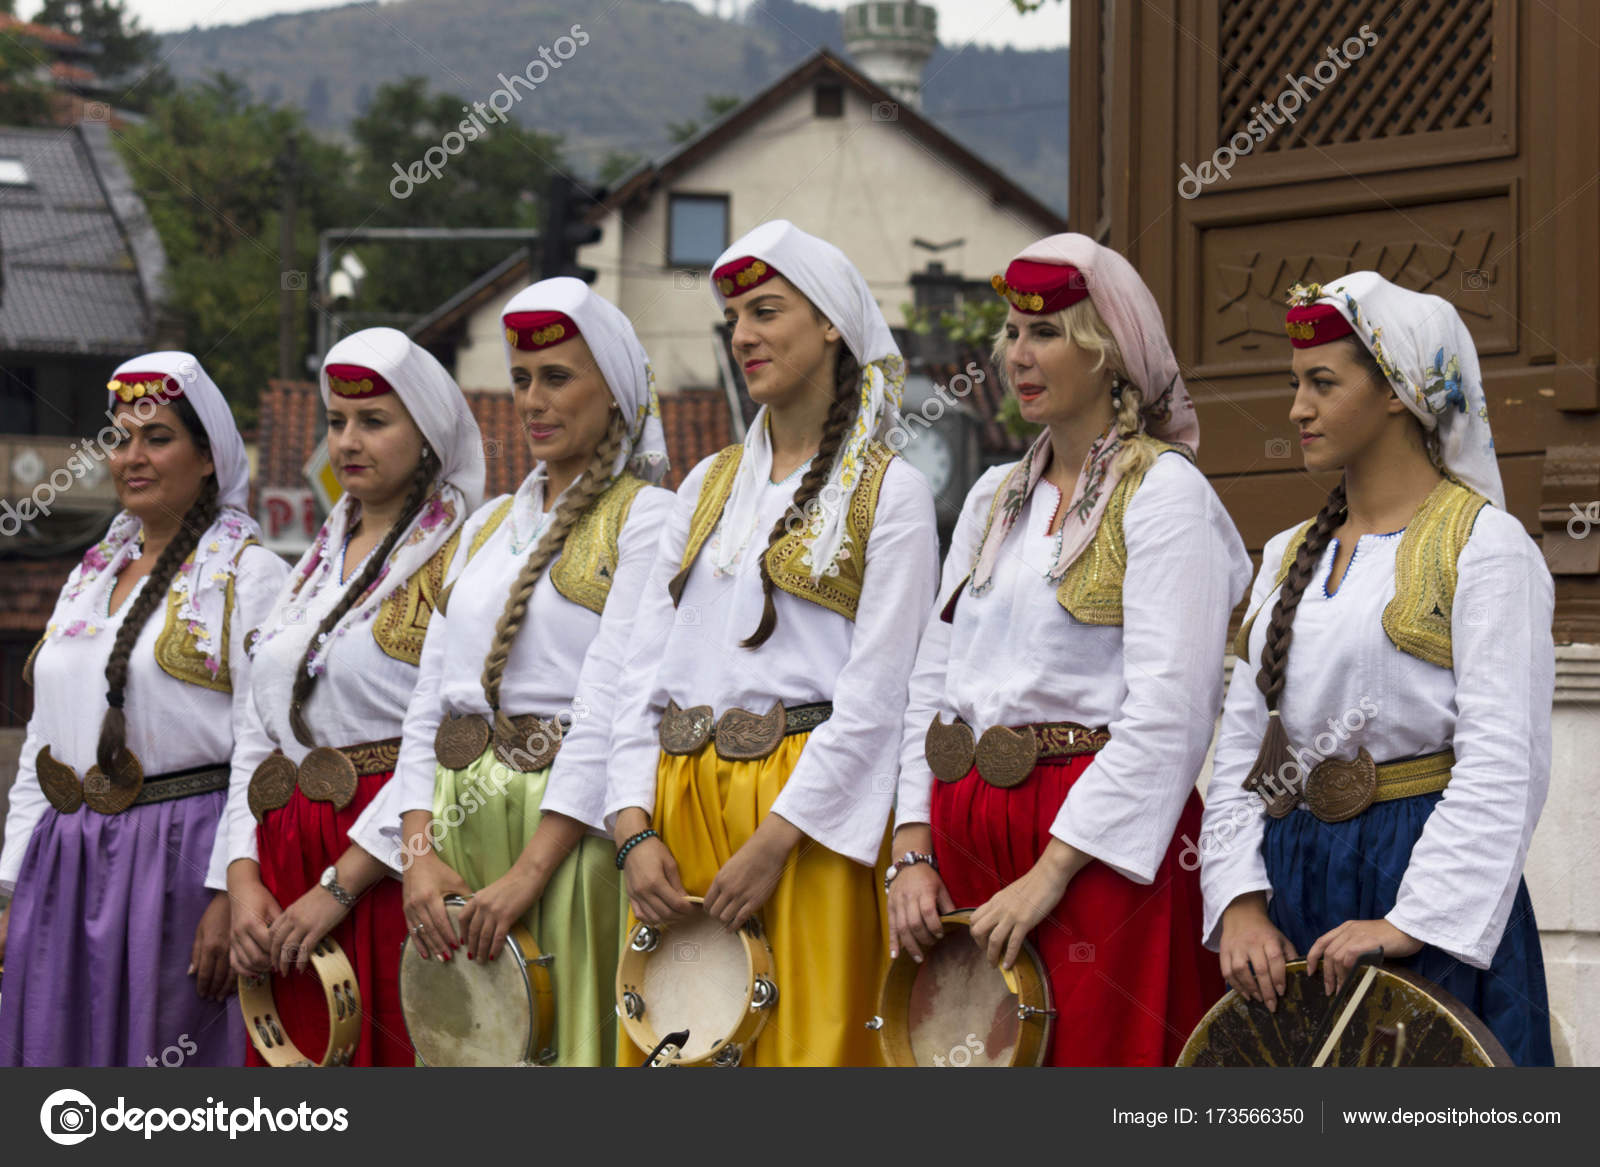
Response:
[0, 14, 83, 50]
[0, 122, 163, 355]
[0, 551, 82, 632]
[256, 382, 735, 500]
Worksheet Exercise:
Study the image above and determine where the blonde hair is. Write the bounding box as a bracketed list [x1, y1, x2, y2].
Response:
[991, 296, 1154, 477]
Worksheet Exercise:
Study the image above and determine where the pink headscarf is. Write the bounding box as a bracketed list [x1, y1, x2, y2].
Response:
[970, 233, 1200, 594]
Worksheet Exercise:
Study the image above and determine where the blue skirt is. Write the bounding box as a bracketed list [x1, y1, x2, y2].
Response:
[1262, 791, 1554, 1066]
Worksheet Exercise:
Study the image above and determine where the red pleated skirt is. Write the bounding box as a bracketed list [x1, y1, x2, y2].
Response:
[930, 753, 1222, 1067]
[251, 768, 414, 1067]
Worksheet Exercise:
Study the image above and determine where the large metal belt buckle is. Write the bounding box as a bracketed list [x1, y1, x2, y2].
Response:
[494, 715, 562, 773]
[35, 746, 85, 814]
[1303, 747, 1378, 823]
[974, 725, 1039, 789]
[659, 700, 714, 756]
[297, 747, 359, 810]
[248, 752, 299, 822]
[81, 748, 144, 815]
[926, 714, 976, 783]
[435, 713, 492, 771]
[714, 701, 787, 762]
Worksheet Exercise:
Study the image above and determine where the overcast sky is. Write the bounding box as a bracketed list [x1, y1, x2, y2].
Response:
[18, 0, 1069, 49]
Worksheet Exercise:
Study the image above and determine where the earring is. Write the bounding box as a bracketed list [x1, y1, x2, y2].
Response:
[422, 444, 433, 460]
[1110, 374, 1125, 410]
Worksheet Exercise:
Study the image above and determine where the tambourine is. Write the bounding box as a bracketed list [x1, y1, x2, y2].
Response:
[868, 909, 1056, 1066]
[238, 936, 361, 1067]
[1178, 957, 1511, 1066]
[616, 897, 777, 1067]
[398, 895, 555, 1066]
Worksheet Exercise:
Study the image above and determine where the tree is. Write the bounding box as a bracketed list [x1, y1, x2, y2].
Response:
[0, 25, 52, 125]
[32, 0, 173, 111]
[598, 149, 644, 186]
[346, 76, 566, 319]
[115, 76, 356, 422]
[667, 93, 743, 144]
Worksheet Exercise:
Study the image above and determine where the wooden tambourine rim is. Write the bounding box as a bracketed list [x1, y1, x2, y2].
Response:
[616, 895, 775, 1066]
[1176, 958, 1513, 1067]
[238, 936, 362, 1067]
[398, 894, 554, 1067]
[874, 908, 1054, 1067]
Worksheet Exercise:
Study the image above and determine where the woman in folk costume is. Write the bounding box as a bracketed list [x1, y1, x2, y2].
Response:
[346, 278, 672, 1067]
[211, 328, 484, 1067]
[0, 353, 287, 1066]
[605, 219, 940, 1067]
[1201, 272, 1555, 1065]
[888, 235, 1251, 1067]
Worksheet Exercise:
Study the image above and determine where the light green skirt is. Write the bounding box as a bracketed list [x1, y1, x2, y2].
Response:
[430, 748, 624, 1067]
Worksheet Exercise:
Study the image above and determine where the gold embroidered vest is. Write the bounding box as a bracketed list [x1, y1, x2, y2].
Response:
[1232, 478, 1489, 670]
[438, 473, 649, 618]
[151, 537, 263, 693]
[371, 528, 463, 666]
[971, 435, 1193, 626]
[675, 442, 895, 623]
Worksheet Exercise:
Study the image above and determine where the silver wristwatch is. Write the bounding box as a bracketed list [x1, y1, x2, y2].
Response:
[318, 865, 356, 909]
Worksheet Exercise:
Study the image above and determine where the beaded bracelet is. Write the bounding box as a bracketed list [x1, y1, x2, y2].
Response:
[615, 828, 659, 870]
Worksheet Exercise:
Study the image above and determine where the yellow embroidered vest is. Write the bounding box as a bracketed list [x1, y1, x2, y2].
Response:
[438, 473, 649, 618]
[971, 435, 1192, 626]
[151, 537, 262, 693]
[1232, 478, 1489, 670]
[371, 528, 463, 666]
[674, 442, 896, 623]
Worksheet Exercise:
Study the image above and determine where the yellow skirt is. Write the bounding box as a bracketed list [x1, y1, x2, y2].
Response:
[618, 732, 890, 1067]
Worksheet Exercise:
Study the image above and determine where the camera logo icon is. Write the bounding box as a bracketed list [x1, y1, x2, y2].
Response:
[872, 101, 898, 122]
[483, 437, 503, 459]
[1264, 437, 1292, 459]
[673, 269, 700, 290]
[1461, 269, 1490, 291]
[281, 270, 308, 292]
[40, 1088, 97, 1145]
[674, 941, 700, 962]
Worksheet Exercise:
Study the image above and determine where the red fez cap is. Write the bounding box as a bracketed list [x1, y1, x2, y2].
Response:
[324, 363, 395, 399]
[990, 259, 1090, 315]
[713, 256, 778, 298]
[107, 371, 181, 404]
[503, 310, 579, 352]
[1284, 302, 1354, 348]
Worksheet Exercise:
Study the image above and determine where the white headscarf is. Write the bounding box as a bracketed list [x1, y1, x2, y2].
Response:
[41, 352, 261, 686]
[255, 329, 484, 674]
[500, 277, 669, 486]
[1288, 272, 1504, 508]
[709, 219, 905, 579]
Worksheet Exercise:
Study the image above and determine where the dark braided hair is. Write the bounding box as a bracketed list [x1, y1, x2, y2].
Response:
[96, 397, 219, 778]
[288, 448, 441, 747]
[740, 344, 861, 649]
[1243, 333, 1385, 791]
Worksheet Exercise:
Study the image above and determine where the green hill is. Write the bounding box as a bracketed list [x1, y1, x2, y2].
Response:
[158, 0, 1069, 212]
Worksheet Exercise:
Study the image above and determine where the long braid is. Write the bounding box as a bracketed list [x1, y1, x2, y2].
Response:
[1242, 480, 1349, 794]
[480, 413, 626, 743]
[741, 348, 861, 649]
[97, 475, 220, 777]
[288, 450, 440, 747]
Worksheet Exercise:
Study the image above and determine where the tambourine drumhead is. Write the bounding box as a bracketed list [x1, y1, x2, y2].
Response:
[399, 898, 550, 1067]
[616, 898, 776, 1066]
[875, 911, 1053, 1067]
[1178, 959, 1511, 1067]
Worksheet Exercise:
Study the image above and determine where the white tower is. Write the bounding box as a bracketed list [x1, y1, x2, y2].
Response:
[842, 2, 938, 110]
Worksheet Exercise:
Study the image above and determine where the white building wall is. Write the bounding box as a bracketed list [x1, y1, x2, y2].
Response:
[452, 82, 1057, 395]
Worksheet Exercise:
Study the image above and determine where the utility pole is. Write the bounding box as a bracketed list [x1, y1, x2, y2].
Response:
[277, 134, 298, 381]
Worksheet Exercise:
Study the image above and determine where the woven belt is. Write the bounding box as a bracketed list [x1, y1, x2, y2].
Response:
[432, 712, 563, 773]
[925, 715, 1110, 789]
[1250, 748, 1455, 823]
[659, 700, 833, 761]
[247, 737, 400, 823]
[34, 745, 228, 816]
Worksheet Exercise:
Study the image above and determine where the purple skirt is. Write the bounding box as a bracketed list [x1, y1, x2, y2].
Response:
[0, 790, 245, 1067]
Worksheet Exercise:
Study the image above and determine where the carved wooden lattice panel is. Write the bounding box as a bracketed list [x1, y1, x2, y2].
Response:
[1218, 0, 1495, 151]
